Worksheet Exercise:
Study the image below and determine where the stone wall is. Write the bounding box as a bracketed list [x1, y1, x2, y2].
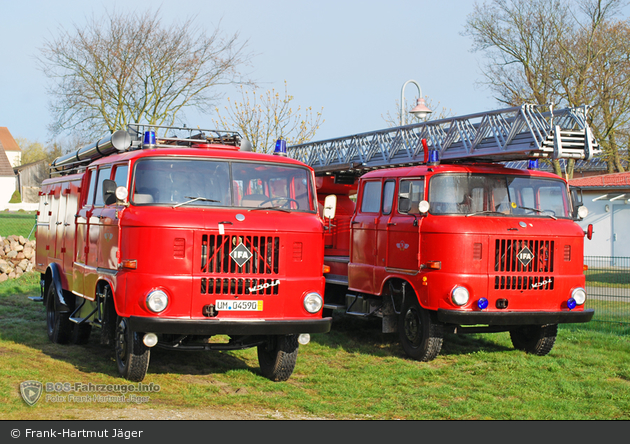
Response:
[0, 235, 35, 282]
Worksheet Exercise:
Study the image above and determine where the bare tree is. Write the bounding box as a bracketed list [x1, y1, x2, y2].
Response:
[213, 81, 324, 152]
[463, 0, 630, 177]
[38, 8, 253, 139]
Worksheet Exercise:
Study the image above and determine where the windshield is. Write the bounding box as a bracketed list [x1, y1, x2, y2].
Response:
[131, 158, 316, 212]
[428, 174, 570, 218]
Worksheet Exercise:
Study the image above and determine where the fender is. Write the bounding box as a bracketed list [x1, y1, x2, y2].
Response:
[46, 262, 72, 314]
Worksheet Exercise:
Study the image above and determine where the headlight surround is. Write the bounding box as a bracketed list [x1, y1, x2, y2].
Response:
[451, 286, 470, 306]
[571, 287, 586, 305]
[146, 289, 169, 313]
[303, 292, 323, 314]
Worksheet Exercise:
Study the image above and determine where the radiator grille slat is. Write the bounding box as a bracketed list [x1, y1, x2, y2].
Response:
[494, 238, 555, 291]
[200, 233, 280, 296]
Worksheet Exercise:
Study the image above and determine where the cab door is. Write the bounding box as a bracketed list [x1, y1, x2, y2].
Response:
[98, 164, 128, 271]
[74, 168, 97, 298]
[348, 179, 381, 294]
[386, 178, 424, 272]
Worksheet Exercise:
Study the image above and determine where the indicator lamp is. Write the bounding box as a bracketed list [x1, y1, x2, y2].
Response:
[477, 298, 489, 310]
[274, 139, 287, 156]
[143, 131, 156, 148]
[428, 150, 440, 165]
[528, 159, 539, 169]
[567, 298, 577, 310]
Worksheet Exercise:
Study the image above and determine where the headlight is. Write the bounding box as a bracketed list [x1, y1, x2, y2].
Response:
[303, 292, 323, 313]
[571, 287, 586, 305]
[146, 290, 169, 313]
[451, 286, 469, 306]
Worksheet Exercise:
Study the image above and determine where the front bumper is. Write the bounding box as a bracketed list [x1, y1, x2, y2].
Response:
[128, 316, 332, 336]
[437, 309, 594, 326]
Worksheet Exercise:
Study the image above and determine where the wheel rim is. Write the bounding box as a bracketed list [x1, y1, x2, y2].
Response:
[403, 307, 422, 346]
[116, 318, 128, 365]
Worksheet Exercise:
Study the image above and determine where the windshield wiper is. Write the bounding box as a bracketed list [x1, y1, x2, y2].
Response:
[173, 196, 219, 208]
[250, 206, 290, 213]
[516, 206, 557, 220]
[465, 210, 506, 217]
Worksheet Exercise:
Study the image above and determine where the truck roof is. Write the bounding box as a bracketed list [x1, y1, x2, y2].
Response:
[87, 145, 314, 170]
[360, 162, 565, 181]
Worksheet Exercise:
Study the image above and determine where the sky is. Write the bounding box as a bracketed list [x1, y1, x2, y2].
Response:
[0, 0, 501, 148]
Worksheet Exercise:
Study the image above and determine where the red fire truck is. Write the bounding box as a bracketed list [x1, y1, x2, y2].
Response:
[35, 124, 330, 382]
[288, 104, 596, 361]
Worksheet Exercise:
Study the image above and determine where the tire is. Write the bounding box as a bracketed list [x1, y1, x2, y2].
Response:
[71, 323, 92, 345]
[510, 324, 558, 356]
[398, 295, 443, 362]
[257, 335, 299, 381]
[115, 316, 150, 382]
[46, 283, 73, 344]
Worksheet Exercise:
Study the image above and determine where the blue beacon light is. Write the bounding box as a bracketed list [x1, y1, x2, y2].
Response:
[477, 298, 489, 310]
[428, 150, 440, 165]
[528, 159, 539, 169]
[274, 139, 287, 157]
[567, 298, 577, 310]
[143, 131, 156, 148]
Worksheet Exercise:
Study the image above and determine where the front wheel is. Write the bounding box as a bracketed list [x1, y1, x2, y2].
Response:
[398, 296, 443, 362]
[46, 283, 72, 344]
[257, 335, 299, 381]
[510, 324, 558, 356]
[115, 317, 150, 382]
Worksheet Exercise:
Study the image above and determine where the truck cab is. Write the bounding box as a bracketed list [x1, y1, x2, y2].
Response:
[37, 125, 331, 382]
[320, 162, 594, 361]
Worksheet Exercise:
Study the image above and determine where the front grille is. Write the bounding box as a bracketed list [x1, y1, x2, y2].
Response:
[200, 234, 280, 296]
[201, 277, 279, 296]
[494, 239, 555, 291]
[201, 234, 280, 275]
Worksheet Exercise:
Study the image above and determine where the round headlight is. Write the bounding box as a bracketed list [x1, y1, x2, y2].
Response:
[146, 290, 169, 313]
[303, 292, 323, 314]
[451, 286, 470, 306]
[577, 206, 589, 219]
[571, 287, 586, 305]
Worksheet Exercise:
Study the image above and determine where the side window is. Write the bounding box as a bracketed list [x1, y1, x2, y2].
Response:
[360, 181, 382, 213]
[399, 179, 425, 214]
[382, 181, 396, 215]
[85, 169, 98, 206]
[113, 164, 129, 188]
[93, 167, 112, 207]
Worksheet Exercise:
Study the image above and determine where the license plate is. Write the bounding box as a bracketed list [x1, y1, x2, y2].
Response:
[215, 300, 263, 311]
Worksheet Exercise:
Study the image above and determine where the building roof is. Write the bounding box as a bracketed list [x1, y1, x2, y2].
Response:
[0, 127, 21, 152]
[0, 147, 15, 176]
[569, 171, 630, 189]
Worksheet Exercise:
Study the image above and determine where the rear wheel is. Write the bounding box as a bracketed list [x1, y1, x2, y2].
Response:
[398, 295, 443, 362]
[115, 316, 150, 382]
[510, 324, 558, 356]
[257, 335, 299, 381]
[46, 283, 72, 344]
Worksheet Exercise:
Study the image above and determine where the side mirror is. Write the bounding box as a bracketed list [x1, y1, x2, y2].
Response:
[102, 180, 117, 206]
[398, 196, 411, 213]
[323, 195, 337, 219]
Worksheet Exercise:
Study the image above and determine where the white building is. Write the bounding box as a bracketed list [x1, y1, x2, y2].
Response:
[570, 172, 630, 260]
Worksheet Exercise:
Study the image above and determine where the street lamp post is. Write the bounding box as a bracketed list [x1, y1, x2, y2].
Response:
[400, 80, 432, 126]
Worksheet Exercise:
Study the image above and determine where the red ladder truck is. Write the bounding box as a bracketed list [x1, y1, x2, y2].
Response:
[35, 124, 330, 381]
[287, 104, 597, 361]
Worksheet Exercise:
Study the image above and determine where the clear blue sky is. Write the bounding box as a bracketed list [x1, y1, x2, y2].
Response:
[0, 0, 501, 147]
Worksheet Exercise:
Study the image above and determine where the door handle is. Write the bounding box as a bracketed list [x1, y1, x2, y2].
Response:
[387, 222, 397, 226]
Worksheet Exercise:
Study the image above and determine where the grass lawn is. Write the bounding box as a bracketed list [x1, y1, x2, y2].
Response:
[1, 272, 629, 420]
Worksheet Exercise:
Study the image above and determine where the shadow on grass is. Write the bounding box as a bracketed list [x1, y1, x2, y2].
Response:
[0, 292, 269, 382]
[312, 310, 512, 359]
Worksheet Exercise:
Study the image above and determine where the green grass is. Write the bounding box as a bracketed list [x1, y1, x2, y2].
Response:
[0, 212, 37, 239]
[1, 272, 629, 420]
